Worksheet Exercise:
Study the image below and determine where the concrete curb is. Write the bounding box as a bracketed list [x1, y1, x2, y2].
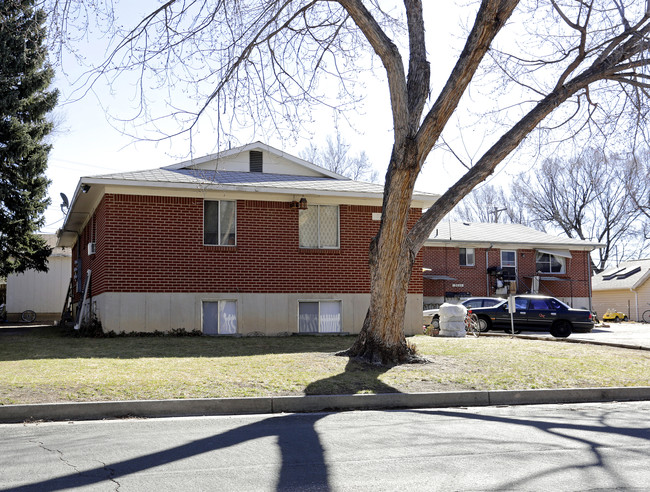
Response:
[2, 387, 650, 423]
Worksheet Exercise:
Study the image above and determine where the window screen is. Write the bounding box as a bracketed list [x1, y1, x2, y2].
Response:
[299, 302, 319, 333]
[299, 205, 339, 248]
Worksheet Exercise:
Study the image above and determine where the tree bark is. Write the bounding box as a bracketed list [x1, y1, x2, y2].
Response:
[339, 0, 520, 365]
[341, 142, 423, 365]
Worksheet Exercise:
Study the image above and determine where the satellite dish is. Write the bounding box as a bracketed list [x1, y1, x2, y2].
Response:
[60, 193, 69, 215]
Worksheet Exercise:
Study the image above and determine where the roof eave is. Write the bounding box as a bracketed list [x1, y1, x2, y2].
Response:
[424, 238, 604, 251]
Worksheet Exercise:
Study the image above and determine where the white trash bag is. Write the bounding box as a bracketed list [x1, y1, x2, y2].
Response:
[439, 303, 468, 338]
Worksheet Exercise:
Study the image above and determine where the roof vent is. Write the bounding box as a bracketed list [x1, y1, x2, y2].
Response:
[250, 150, 263, 173]
[602, 267, 625, 281]
[616, 266, 641, 280]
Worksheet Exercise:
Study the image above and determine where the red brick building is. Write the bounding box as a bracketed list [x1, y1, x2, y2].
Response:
[57, 142, 437, 335]
[423, 222, 603, 310]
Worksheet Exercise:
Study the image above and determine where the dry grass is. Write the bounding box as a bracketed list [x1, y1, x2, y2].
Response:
[1, 327, 650, 404]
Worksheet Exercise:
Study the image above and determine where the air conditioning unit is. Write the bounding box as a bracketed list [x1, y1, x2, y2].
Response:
[88, 242, 96, 255]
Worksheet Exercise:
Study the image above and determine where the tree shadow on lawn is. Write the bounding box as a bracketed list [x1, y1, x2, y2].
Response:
[0, 326, 359, 361]
[305, 359, 401, 395]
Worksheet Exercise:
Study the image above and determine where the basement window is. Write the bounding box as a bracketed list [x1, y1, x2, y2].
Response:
[299, 301, 341, 333]
[202, 300, 237, 335]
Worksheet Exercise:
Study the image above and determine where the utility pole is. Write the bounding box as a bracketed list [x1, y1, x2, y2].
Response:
[489, 207, 507, 223]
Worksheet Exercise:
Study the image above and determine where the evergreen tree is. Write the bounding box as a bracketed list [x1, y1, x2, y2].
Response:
[0, 0, 58, 276]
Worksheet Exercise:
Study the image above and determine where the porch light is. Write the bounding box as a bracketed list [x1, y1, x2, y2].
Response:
[299, 197, 308, 209]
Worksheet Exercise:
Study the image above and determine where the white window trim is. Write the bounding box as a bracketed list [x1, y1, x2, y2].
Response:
[535, 251, 567, 274]
[203, 200, 237, 246]
[297, 300, 342, 333]
[501, 249, 517, 268]
[299, 204, 340, 249]
[202, 299, 238, 335]
[459, 247, 475, 267]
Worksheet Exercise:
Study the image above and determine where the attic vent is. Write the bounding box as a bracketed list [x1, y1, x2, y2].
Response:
[250, 150, 263, 173]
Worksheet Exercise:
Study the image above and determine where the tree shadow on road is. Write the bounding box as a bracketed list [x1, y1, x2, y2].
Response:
[411, 406, 650, 489]
[10, 360, 400, 491]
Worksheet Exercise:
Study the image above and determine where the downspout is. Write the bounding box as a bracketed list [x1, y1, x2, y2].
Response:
[486, 244, 493, 296]
[587, 250, 593, 313]
[631, 288, 639, 321]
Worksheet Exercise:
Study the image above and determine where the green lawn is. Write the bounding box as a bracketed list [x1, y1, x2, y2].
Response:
[1, 327, 650, 405]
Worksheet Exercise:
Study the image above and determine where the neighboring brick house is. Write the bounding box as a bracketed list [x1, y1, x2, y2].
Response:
[422, 222, 603, 310]
[591, 259, 650, 321]
[56, 142, 437, 335]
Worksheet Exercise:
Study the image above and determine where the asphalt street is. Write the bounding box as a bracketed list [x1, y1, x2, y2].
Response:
[2, 400, 650, 491]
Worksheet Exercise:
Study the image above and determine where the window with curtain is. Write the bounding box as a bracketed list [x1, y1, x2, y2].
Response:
[299, 205, 339, 248]
[204, 200, 236, 245]
[299, 301, 341, 333]
[202, 300, 238, 334]
[459, 248, 475, 266]
[536, 252, 566, 273]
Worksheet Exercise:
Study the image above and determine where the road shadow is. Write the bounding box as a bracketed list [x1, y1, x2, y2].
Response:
[411, 406, 650, 489]
[7, 413, 330, 491]
[8, 361, 399, 491]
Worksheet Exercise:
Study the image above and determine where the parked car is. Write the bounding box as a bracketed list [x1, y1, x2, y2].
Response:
[423, 297, 504, 330]
[602, 309, 628, 323]
[468, 295, 594, 338]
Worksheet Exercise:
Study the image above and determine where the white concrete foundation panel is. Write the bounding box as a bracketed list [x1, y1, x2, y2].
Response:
[90, 292, 423, 336]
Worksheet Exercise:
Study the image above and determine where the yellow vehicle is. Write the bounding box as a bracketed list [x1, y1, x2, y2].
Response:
[602, 309, 628, 322]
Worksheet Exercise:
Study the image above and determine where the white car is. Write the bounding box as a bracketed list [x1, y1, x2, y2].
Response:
[423, 297, 504, 329]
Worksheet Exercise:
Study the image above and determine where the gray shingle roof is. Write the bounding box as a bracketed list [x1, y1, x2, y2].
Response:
[592, 259, 650, 291]
[426, 221, 604, 249]
[89, 168, 436, 200]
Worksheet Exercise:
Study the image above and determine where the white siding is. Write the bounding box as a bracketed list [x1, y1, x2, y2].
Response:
[6, 255, 71, 314]
[593, 283, 650, 322]
[192, 151, 328, 177]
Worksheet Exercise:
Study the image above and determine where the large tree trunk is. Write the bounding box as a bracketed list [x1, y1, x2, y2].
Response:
[341, 144, 423, 365]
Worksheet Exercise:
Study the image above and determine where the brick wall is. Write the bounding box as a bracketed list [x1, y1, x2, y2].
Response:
[73, 194, 423, 297]
[423, 246, 592, 298]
